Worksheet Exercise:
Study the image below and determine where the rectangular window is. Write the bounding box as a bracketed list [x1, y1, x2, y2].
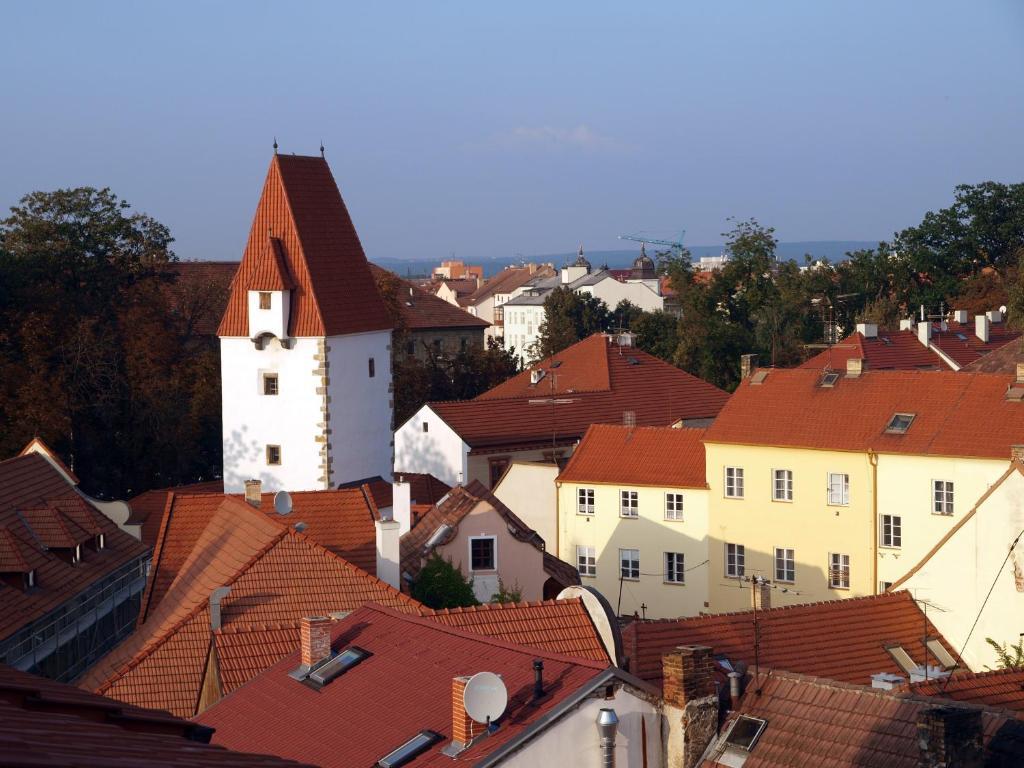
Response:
[577, 545, 596, 577]
[406, 340, 415, 356]
[422, 421, 429, 433]
[368, 357, 376, 378]
[933, 480, 954, 515]
[258, 291, 272, 309]
[772, 469, 793, 501]
[620, 490, 638, 518]
[880, 514, 902, 548]
[665, 492, 684, 521]
[827, 473, 849, 505]
[726, 543, 745, 578]
[470, 537, 495, 571]
[266, 444, 281, 465]
[774, 547, 795, 582]
[619, 548, 640, 580]
[488, 457, 510, 488]
[665, 552, 685, 584]
[263, 373, 279, 396]
[829, 553, 850, 589]
[725, 467, 745, 498]
[577, 488, 595, 515]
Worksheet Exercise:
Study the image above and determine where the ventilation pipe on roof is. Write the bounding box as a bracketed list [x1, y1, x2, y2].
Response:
[975, 315, 990, 343]
[596, 708, 618, 768]
[209, 586, 231, 631]
[532, 660, 545, 700]
[728, 671, 743, 711]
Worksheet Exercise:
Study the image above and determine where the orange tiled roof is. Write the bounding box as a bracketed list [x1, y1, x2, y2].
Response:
[0, 450, 149, 642]
[621, 591, 961, 687]
[558, 423, 707, 487]
[463, 265, 554, 305]
[964, 336, 1024, 373]
[799, 330, 946, 371]
[703, 366, 1024, 460]
[368, 264, 489, 330]
[909, 668, 1024, 713]
[424, 334, 728, 450]
[82, 496, 420, 717]
[0, 665, 312, 767]
[247, 237, 295, 291]
[218, 155, 392, 338]
[127, 480, 224, 546]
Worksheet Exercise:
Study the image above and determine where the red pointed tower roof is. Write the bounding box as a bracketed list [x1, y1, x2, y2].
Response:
[218, 154, 392, 337]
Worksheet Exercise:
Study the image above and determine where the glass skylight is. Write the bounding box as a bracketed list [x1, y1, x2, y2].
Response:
[309, 646, 371, 687]
[725, 716, 767, 751]
[377, 730, 443, 768]
[884, 413, 915, 434]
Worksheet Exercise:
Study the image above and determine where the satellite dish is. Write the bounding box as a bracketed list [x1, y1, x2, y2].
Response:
[1000, 305, 1008, 315]
[273, 490, 292, 516]
[463, 672, 507, 724]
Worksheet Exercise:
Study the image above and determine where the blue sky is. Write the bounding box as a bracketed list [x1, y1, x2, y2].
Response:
[2, 2, 1022, 262]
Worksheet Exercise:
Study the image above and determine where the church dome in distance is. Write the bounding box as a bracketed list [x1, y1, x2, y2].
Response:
[573, 245, 592, 271]
[630, 242, 656, 279]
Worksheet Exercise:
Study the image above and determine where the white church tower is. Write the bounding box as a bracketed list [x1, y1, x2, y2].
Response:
[218, 153, 394, 493]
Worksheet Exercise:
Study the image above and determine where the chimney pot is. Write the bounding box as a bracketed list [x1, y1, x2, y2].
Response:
[244, 479, 262, 507]
[300, 616, 332, 669]
[740, 354, 759, 380]
[916, 706, 983, 768]
[752, 577, 771, 610]
[975, 315, 990, 343]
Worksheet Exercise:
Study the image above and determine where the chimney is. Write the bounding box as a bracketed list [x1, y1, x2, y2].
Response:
[740, 353, 759, 380]
[300, 616, 332, 669]
[596, 709, 619, 768]
[1011, 445, 1024, 463]
[209, 586, 231, 631]
[451, 676, 481, 747]
[855, 322, 878, 339]
[917, 321, 932, 347]
[975, 315, 990, 343]
[846, 358, 864, 378]
[1017, 363, 1024, 385]
[244, 479, 262, 507]
[375, 518, 401, 589]
[953, 309, 968, 324]
[392, 479, 412, 535]
[662, 645, 718, 768]
[987, 309, 1003, 324]
[728, 671, 742, 711]
[751, 577, 771, 610]
[916, 706, 983, 768]
[899, 318, 914, 331]
[533, 659, 545, 700]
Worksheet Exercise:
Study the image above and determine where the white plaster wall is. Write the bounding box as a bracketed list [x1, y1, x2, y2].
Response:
[496, 687, 663, 768]
[503, 304, 545, 363]
[325, 329, 394, 485]
[221, 336, 325, 493]
[592, 277, 663, 313]
[492, 462, 559, 548]
[246, 290, 290, 339]
[393, 405, 469, 487]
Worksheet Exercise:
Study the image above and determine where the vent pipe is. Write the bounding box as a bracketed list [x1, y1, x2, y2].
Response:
[728, 671, 742, 710]
[209, 586, 231, 631]
[532, 659, 544, 699]
[596, 708, 618, 768]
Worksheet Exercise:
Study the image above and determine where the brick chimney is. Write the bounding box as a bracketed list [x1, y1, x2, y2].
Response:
[916, 706, 983, 768]
[740, 354, 759, 380]
[244, 479, 262, 507]
[300, 616, 332, 669]
[663, 645, 718, 768]
[451, 676, 481, 747]
[751, 577, 771, 610]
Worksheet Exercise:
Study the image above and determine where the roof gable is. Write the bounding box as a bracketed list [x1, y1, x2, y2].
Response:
[368, 264, 489, 330]
[558, 424, 708, 487]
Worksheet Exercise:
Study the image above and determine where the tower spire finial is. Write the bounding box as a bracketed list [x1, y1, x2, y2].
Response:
[273, 136, 278, 155]
[320, 140, 325, 158]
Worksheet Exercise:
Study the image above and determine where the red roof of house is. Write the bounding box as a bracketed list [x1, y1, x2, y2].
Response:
[247, 237, 295, 291]
[423, 334, 728, 450]
[463, 265, 553, 306]
[80, 497, 420, 717]
[703, 670, 1023, 768]
[621, 591, 960, 687]
[0, 665, 312, 768]
[218, 154, 392, 338]
[964, 336, 1024, 373]
[558, 424, 707, 487]
[703, 367, 1024, 460]
[127, 480, 225, 546]
[908, 668, 1024, 713]
[0, 450, 149, 642]
[196, 603, 609, 767]
[139, 487, 380, 620]
[369, 264, 489, 330]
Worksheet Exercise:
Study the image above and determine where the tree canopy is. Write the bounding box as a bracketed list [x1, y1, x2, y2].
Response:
[530, 287, 612, 361]
[410, 553, 479, 609]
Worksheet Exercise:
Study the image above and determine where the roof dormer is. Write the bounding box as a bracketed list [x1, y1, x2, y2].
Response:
[247, 237, 295, 342]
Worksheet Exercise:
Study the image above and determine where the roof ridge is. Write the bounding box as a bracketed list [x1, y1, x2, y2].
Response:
[138, 490, 178, 624]
[429, 597, 582, 616]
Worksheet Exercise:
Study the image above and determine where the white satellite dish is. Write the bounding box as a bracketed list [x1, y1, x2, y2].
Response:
[273, 490, 293, 516]
[463, 672, 507, 724]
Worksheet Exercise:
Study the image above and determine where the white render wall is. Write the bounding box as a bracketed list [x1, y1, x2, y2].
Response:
[393, 405, 469, 487]
[591, 276, 663, 313]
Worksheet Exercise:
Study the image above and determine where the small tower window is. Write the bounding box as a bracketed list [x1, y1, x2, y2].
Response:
[422, 422, 429, 433]
[266, 444, 282, 465]
[25, 570, 35, 589]
[368, 357, 375, 378]
[258, 292, 272, 310]
[263, 373, 279, 395]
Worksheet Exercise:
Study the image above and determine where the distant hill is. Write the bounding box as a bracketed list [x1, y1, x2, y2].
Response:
[375, 241, 879, 278]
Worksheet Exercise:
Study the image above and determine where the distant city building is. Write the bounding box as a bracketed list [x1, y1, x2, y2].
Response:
[459, 263, 555, 344]
[432, 259, 483, 282]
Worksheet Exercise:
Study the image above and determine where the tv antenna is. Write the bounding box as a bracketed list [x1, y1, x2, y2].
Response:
[463, 672, 508, 727]
[273, 490, 293, 516]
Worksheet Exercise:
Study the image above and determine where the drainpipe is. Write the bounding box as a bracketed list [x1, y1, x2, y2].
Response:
[596, 708, 618, 768]
[869, 451, 879, 593]
[554, 479, 561, 561]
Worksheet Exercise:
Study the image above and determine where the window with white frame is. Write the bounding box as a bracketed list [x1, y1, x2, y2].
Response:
[725, 467, 745, 498]
[665, 552, 685, 584]
[827, 473, 849, 505]
[774, 547, 795, 582]
[620, 490, 638, 518]
[880, 514, 902, 548]
[932, 480, 954, 515]
[577, 488, 595, 515]
[725, 543, 745, 578]
[469, 537, 496, 571]
[772, 469, 793, 501]
[829, 553, 850, 589]
[576, 545, 596, 577]
[665, 492, 684, 520]
[619, 548, 640, 580]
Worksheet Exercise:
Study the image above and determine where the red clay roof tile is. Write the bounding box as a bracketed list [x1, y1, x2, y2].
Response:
[369, 264, 489, 330]
[908, 668, 1024, 713]
[558, 423, 707, 487]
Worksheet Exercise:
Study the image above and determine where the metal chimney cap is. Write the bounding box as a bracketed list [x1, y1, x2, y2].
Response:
[596, 707, 619, 738]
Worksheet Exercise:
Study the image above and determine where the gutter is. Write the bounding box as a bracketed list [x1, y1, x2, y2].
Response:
[870, 450, 879, 592]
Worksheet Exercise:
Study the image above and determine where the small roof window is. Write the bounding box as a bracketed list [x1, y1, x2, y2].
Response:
[725, 715, 767, 751]
[925, 638, 958, 671]
[885, 413, 915, 434]
[308, 646, 371, 687]
[377, 730, 443, 768]
[819, 372, 840, 388]
[885, 644, 917, 675]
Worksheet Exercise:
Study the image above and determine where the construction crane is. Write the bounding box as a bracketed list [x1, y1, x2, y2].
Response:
[619, 228, 687, 258]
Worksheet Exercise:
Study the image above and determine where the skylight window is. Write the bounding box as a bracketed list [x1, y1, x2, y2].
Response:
[377, 730, 443, 768]
[725, 716, 767, 751]
[955, 333, 968, 341]
[820, 372, 840, 388]
[308, 646, 371, 687]
[885, 413, 915, 434]
[885, 644, 917, 675]
[925, 638, 958, 671]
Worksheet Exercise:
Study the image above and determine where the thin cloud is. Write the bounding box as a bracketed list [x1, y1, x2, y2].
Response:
[474, 124, 631, 154]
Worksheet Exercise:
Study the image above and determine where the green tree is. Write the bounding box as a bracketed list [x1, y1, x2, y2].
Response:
[632, 310, 680, 362]
[490, 578, 523, 604]
[411, 553, 480, 609]
[984, 637, 1024, 671]
[611, 299, 644, 330]
[530, 287, 611, 361]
